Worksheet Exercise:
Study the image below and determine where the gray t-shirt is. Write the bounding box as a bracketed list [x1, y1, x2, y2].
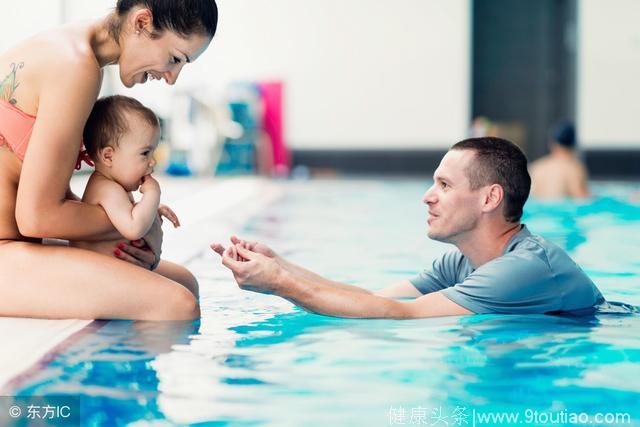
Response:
[409, 225, 605, 314]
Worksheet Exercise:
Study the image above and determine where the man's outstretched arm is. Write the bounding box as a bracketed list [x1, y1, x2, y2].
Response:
[274, 254, 375, 295]
[276, 272, 472, 318]
[212, 237, 423, 298]
[267, 254, 424, 298]
[220, 244, 472, 319]
[213, 238, 389, 296]
[375, 280, 424, 298]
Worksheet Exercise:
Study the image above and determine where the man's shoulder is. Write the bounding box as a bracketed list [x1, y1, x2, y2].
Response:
[510, 230, 565, 260]
[502, 231, 557, 268]
[468, 228, 556, 280]
[501, 228, 587, 282]
[478, 246, 551, 282]
[435, 248, 469, 272]
[444, 226, 602, 314]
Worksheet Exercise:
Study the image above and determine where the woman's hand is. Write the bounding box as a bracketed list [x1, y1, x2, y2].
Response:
[115, 214, 164, 270]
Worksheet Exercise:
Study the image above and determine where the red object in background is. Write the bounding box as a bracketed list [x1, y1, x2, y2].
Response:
[257, 81, 290, 176]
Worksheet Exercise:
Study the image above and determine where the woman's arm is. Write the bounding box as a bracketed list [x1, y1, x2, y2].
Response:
[65, 185, 81, 202]
[15, 58, 117, 241]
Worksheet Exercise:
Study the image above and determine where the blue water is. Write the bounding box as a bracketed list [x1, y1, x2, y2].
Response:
[5, 179, 640, 426]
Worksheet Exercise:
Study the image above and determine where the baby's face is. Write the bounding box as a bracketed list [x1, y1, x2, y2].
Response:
[109, 115, 160, 191]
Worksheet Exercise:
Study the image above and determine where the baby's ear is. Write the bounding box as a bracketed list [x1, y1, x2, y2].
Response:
[99, 146, 115, 166]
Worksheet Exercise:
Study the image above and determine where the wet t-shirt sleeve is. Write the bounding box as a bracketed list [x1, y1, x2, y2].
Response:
[439, 248, 561, 314]
[409, 250, 465, 295]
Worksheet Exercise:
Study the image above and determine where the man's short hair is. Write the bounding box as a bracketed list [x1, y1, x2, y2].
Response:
[451, 137, 530, 223]
[83, 95, 159, 161]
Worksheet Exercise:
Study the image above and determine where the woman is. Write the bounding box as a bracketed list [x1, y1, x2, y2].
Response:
[0, 0, 218, 320]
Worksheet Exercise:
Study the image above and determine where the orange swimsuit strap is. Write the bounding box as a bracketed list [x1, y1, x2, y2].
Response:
[0, 99, 93, 170]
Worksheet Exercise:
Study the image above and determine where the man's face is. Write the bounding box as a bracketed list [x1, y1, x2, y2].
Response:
[422, 150, 484, 244]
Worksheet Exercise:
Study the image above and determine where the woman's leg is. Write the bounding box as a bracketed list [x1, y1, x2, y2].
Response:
[154, 260, 199, 299]
[0, 240, 200, 320]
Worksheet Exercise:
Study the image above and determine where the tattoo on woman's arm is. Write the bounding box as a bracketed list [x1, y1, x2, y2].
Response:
[0, 62, 24, 105]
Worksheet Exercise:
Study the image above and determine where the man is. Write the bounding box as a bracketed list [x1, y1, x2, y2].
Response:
[529, 122, 590, 199]
[212, 137, 604, 319]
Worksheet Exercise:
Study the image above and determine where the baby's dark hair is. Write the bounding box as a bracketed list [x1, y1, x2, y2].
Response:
[109, 0, 218, 40]
[83, 95, 159, 161]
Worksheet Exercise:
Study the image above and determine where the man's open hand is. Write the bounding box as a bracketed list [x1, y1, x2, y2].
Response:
[215, 244, 285, 294]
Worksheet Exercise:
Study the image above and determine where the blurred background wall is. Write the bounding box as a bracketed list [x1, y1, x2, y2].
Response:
[578, 0, 640, 149]
[2, 0, 639, 176]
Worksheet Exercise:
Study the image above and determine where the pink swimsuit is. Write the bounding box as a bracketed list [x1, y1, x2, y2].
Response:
[0, 99, 93, 170]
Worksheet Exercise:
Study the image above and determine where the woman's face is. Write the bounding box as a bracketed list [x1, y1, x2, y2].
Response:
[118, 10, 212, 87]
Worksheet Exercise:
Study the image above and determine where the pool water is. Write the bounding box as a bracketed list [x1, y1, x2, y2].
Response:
[6, 179, 640, 426]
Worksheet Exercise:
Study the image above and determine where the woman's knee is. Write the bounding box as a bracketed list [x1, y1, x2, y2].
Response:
[155, 261, 199, 299]
[174, 267, 199, 298]
[183, 272, 199, 299]
[173, 290, 200, 320]
[152, 286, 200, 320]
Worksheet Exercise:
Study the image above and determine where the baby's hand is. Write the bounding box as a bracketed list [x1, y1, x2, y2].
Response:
[140, 175, 160, 194]
[158, 204, 180, 228]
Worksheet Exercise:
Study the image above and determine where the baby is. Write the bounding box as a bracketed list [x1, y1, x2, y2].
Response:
[72, 95, 179, 264]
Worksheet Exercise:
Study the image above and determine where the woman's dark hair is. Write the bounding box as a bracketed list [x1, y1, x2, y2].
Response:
[109, 0, 218, 40]
[451, 137, 531, 223]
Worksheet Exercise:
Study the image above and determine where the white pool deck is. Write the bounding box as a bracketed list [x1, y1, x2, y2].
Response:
[0, 174, 282, 391]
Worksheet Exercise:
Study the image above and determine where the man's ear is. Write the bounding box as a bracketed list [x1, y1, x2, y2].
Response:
[99, 146, 115, 167]
[482, 184, 504, 213]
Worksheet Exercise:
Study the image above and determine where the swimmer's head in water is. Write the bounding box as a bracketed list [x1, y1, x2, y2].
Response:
[552, 122, 576, 149]
[108, 0, 218, 87]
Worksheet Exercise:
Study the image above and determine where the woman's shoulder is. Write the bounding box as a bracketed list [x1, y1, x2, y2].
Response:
[0, 25, 102, 111]
[7, 27, 100, 82]
[35, 26, 102, 79]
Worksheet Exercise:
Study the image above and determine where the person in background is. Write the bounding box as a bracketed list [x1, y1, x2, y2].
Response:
[529, 122, 590, 199]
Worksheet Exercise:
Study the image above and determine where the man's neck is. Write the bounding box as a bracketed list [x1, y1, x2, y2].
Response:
[455, 222, 522, 269]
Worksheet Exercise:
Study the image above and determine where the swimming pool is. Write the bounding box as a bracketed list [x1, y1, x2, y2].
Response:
[4, 179, 640, 426]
